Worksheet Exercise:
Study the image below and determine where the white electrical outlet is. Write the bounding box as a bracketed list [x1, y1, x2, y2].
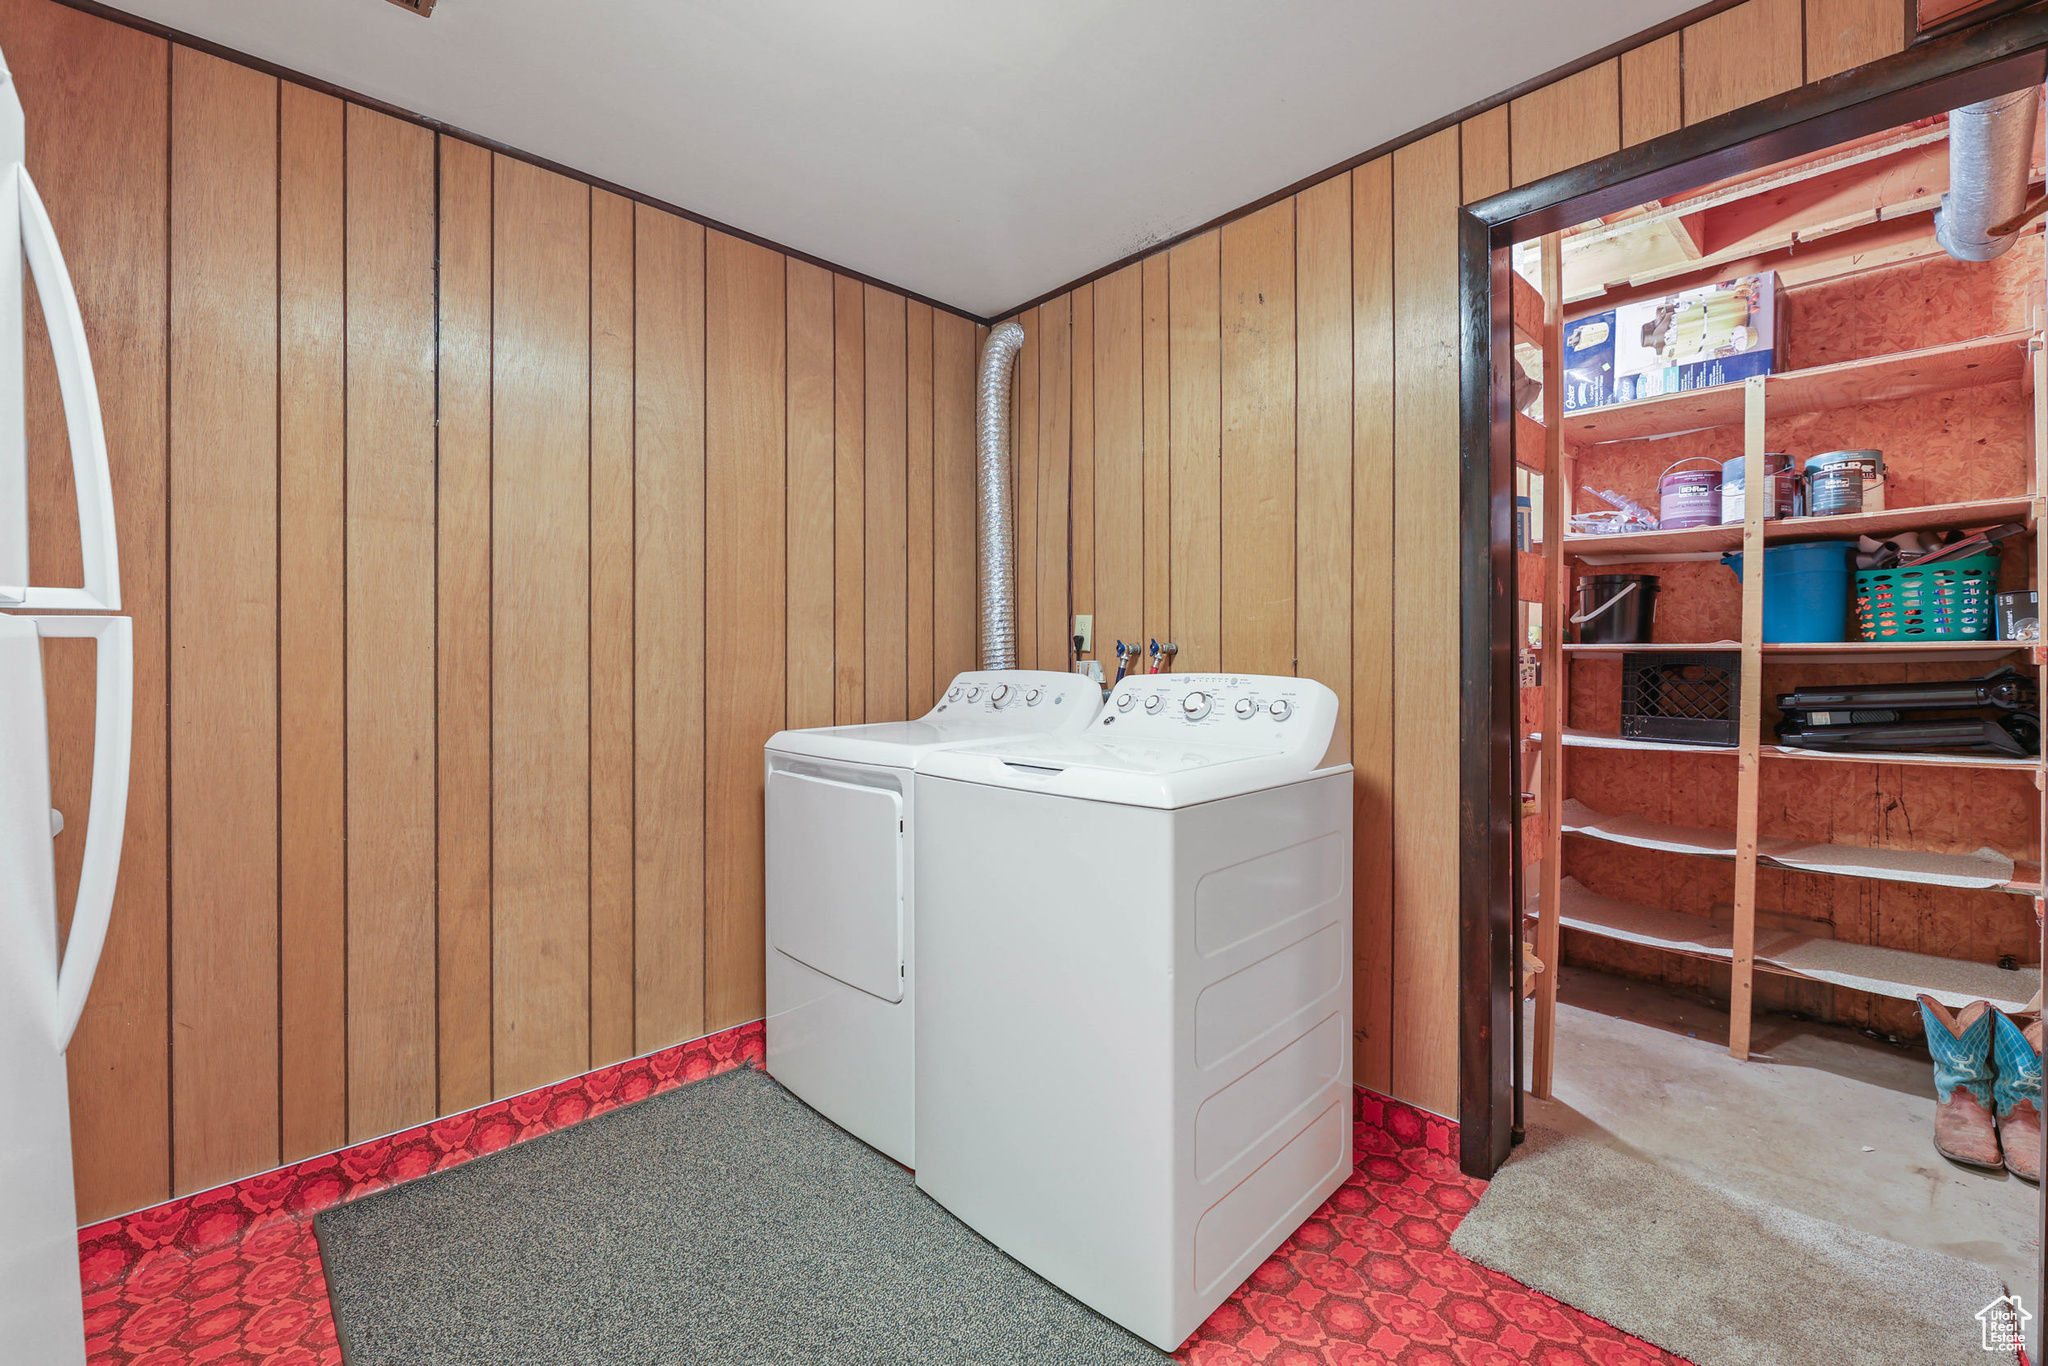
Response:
[1073, 614, 1093, 653]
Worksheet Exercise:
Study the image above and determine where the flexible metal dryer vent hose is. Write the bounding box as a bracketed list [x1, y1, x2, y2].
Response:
[1935, 84, 2042, 263]
[976, 321, 1026, 669]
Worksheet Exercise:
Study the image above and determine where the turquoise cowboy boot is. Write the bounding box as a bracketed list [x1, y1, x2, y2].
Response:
[1918, 996, 2001, 1170]
[1991, 1009, 2041, 1183]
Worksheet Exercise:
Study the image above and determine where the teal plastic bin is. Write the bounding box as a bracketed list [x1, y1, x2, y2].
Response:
[1855, 551, 1999, 641]
[1720, 540, 1856, 643]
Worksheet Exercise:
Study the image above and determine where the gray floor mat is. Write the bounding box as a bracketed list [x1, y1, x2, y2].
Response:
[315, 1067, 1169, 1365]
[1449, 1126, 2018, 1366]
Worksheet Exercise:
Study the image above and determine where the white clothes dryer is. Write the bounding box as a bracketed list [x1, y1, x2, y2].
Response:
[913, 673, 1353, 1350]
[764, 670, 1101, 1166]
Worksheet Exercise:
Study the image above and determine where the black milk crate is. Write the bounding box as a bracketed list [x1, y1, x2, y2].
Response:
[1621, 651, 1740, 748]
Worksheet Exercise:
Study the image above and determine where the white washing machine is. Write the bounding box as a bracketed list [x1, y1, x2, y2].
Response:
[913, 673, 1353, 1350]
[764, 670, 1102, 1166]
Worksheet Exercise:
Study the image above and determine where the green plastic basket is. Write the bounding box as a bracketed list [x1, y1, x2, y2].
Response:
[1854, 550, 2000, 641]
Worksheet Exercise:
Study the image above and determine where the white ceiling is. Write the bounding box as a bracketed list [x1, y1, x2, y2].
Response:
[103, 0, 1696, 317]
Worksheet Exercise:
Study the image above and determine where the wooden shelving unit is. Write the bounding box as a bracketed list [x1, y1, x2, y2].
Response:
[1521, 231, 2048, 1091]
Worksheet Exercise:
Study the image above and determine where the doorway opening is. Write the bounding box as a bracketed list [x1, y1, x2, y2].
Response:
[1459, 5, 2048, 1347]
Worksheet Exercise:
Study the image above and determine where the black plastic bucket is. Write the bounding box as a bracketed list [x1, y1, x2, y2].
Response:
[1573, 573, 1659, 644]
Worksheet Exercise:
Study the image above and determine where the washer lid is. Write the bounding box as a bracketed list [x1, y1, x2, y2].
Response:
[766, 669, 1102, 767]
[916, 672, 1348, 808]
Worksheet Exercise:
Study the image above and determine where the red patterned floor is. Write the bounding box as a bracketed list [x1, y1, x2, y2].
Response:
[76, 1024, 1687, 1366]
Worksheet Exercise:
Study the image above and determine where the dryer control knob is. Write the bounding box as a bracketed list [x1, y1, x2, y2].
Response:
[1116, 693, 1136, 711]
[1233, 697, 1258, 718]
[1270, 699, 1293, 721]
[1143, 694, 1165, 714]
[1025, 687, 1043, 705]
[1182, 691, 1211, 720]
[989, 684, 1011, 705]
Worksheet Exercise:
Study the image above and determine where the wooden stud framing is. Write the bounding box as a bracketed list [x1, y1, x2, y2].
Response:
[1729, 375, 1769, 1060]
[1532, 234, 1566, 1099]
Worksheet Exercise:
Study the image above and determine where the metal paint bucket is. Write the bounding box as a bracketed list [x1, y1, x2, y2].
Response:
[1803, 449, 1883, 517]
[1572, 573, 1659, 644]
[1721, 453, 1798, 523]
[1657, 456, 1723, 530]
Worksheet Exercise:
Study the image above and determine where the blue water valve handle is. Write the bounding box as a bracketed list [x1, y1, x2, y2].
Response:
[1114, 639, 1129, 683]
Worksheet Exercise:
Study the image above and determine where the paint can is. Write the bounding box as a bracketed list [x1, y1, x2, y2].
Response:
[1720, 453, 1798, 523]
[1657, 456, 1723, 530]
[1802, 449, 1883, 517]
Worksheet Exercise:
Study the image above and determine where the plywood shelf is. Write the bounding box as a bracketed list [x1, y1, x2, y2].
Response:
[1530, 729, 1737, 756]
[1559, 329, 2032, 445]
[1561, 494, 2036, 560]
[1550, 878, 2039, 1014]
[1560, 798, 2036, 896]
[1515, 411, 1546, 466]
[1760, 743, 2042, 772]
[1512, 268, 1545, 353]
[1563, 640, 2028, 664]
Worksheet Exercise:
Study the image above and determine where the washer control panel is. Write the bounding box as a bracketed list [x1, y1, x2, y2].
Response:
[1092, 672, 1339, 756]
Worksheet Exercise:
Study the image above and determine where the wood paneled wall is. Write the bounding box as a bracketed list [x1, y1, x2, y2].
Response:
[10, 0, 983, 1222]
[999, 0, 1908, 1118]
[23, 0, 1916, 1216]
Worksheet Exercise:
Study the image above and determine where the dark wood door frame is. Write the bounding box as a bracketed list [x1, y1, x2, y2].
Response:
[1457, 4, 2048, 1180]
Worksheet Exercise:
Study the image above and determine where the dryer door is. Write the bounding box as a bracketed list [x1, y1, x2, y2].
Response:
[766, 767, 904, 1003]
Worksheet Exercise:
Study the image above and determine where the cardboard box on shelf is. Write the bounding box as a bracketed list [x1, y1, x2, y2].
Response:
[1560, 310, 1616, 413]
[1611, 272, 1783, 402]
[1997, 590, 2039, 643]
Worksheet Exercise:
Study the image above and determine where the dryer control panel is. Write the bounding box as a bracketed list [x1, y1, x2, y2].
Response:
[929, 669, 1098, 720]
[1094, 672, 1341, 758]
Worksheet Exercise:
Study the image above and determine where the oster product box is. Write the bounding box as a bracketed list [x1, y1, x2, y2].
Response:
[1612, 272, 1782, 401]
[1560, 310, 1616, 413]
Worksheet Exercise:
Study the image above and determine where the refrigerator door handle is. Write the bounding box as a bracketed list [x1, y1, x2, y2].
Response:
[31, 614, 129, 1051]
[13, 164, 117, 613]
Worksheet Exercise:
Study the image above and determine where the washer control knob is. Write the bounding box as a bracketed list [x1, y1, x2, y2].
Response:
[947, 686, 962, 701]
[989, 684, 1011, 706]
[1182, 691, 1211, 720]
[1116, 692, 1136, 711]
[1233, 697, 1258, 719]
[1025, 687, 1043, 706]
[1143, 694, 1165, 714]
[964, 686, 981, 701]
[1270, 699, 1293, 721]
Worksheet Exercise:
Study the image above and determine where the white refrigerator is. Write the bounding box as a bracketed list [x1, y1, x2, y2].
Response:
[0, 40, 134, 1366]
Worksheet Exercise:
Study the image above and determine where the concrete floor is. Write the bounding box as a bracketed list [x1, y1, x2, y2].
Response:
[1528, 966, 2040, 1355]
